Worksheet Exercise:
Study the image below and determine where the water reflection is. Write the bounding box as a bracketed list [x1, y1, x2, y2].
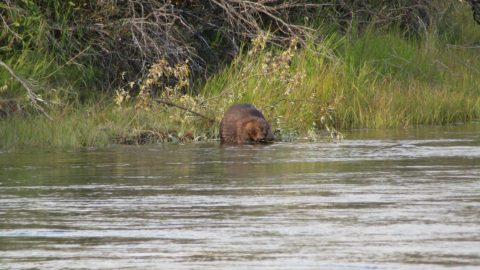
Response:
[1, 124, 480, 269]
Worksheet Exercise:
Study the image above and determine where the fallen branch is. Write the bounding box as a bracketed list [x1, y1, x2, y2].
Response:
[0, 60, 52, 120]
[154, 98, 216, 123]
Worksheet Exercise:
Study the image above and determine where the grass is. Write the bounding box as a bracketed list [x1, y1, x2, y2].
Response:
[1, 2, 480, 150]
[0, 101, 213, 150]
[199, 28, 480, 131]
[0, 1, 101, 101]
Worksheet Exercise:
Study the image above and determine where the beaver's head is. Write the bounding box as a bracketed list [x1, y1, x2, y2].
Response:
[243, 117, 275, 143]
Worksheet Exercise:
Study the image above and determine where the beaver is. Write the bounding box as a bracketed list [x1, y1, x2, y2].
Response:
[220, 104, 275, 144]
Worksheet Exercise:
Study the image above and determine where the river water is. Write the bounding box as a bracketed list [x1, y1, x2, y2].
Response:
[1, 124, 479, 269]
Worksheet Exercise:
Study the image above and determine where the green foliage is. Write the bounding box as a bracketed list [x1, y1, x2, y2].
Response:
[1, 0, 479, 149]
[0, 1, 100, 103]
[199, 27, 480, 134]
[436, 1, 480, 44]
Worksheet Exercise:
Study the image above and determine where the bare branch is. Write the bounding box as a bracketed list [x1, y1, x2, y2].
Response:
[154, 98, 216, 123]
[0, 60, 52, 120]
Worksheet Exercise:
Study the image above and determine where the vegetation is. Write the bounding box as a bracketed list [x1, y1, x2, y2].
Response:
[1, 0, 480, 150]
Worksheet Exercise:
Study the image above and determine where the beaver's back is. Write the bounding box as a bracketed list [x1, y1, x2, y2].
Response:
[220, 104, 268, 144]
[223, 104, 265, 120]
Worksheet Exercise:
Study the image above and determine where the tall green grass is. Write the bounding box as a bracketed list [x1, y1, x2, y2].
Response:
[0, 1, 100, 101]
[199, 6, 480, 132]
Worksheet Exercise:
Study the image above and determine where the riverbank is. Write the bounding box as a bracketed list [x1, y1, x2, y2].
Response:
[2, 29, 480, 150]
[1, 2, 480, 150]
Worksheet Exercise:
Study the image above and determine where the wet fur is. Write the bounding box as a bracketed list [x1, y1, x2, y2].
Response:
[220, 104, 275, 144]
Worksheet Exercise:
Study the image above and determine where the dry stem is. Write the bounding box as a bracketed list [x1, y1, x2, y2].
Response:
[0, 60, 52, 120]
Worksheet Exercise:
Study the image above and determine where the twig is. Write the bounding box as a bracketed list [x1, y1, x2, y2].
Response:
[44, 46, 91, 79]
[154, 98, 216, 123]
[446, 44, 480, 49]
[1, 15, 22, 40]
[0, 60, 52, 120]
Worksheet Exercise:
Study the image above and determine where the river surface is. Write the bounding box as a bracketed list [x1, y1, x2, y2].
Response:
[1, 124, 480, 269]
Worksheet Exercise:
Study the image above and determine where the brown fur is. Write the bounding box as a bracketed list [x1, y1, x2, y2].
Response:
[220, 104, 275, 144]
